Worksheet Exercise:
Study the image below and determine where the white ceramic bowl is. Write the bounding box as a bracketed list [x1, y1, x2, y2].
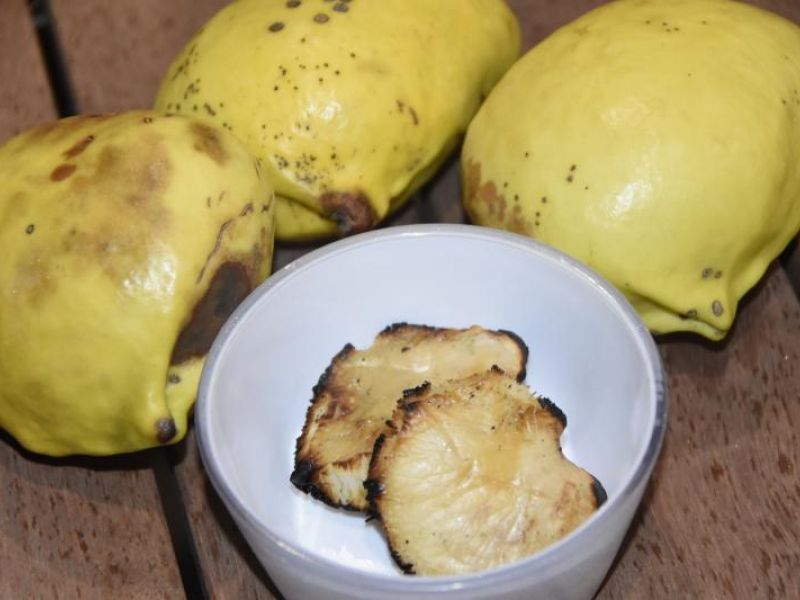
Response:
[196, 224, 667, 600]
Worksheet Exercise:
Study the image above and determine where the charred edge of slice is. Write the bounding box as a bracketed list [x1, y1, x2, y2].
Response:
[379, 322, 438, 336]
[364, 433, 389, 520]
[290, 342, 357, 508]
[289, 458, 363, 512]
[591, 475, 608, 508]
[537, 395, 567, 429]
[388, 545, 416, 575]
[288, 458, 331, 504]
[310, 342, 355, 397]
[402, 381, 431, 400]
[497, 328, 530, 382]
[362, 477, 384, 521]
[364, 434, 417, 575]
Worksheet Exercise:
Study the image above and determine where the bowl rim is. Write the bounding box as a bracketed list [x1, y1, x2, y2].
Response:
[196, 223, 668, 594]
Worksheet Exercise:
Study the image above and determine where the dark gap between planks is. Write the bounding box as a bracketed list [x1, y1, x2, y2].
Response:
[26, 0, 78, 117]
[23, 1, 209, 597]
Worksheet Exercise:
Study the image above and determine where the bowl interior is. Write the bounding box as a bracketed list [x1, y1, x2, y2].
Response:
[199, 226, 661, 577]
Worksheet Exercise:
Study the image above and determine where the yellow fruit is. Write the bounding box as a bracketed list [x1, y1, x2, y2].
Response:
[462, 0, 800, 340]
[155, 0, 519, 241]
[0, 111, 275, 456]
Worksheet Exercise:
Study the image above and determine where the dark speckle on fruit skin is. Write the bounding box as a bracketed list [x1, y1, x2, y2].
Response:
[50, 163, 77, 182]
[26, 224, 35, 235]
[156, 418, 177, 444]
[63, 135, 95, 159]
[268, 22, 285, 32]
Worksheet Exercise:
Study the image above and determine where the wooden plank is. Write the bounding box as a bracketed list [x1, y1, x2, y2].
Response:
[50, 0, 228, 113]
[0, 2, 184, 598]
[0, 0, 56, 137]
[599, 267, 800, 598]
[0, 442, 184, 599]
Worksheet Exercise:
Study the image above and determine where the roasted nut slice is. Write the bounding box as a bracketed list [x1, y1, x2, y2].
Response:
[291, 324, 528, 511]
[366, 368, 606, 575]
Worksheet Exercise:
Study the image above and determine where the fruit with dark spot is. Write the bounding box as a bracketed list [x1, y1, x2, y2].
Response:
[0, 110, 276, 456]
[463, 0, 800, 340]
[156, 0, 520, 240]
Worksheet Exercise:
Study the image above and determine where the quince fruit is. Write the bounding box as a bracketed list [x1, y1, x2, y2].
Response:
[463, 0, 800, 340]
[0, 111, 274, 455]
[155, 0, 519, 240]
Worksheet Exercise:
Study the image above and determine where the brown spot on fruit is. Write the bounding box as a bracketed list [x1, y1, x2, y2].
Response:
[25, 224, 35, 235]
[50, 163, 77, 181]
[268, 21, 285, 32]
[462, 159, 508, 222]
[191, 122, 228, 165]
[63, 135, 95, 158]
[320, 191, 378, 235]
[171, 262, 254, 365]
[712, 300, 724, 316]
[287, 0, 301, 6]
[333, 2, 349, 12]
[156, 418, 177, 444]
[314, 13, 330, 23]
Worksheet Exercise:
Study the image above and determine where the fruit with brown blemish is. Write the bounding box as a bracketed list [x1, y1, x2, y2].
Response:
[155, 0, 520, 240]
[463, 0, 800, 340]
[0, 110, 276, 456]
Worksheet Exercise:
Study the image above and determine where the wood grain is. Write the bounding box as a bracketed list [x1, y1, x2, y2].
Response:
[0, 0, 56, 139]
[49, 0, 228, 113]
[599, 267, 800, 598]
[0, 442, 183, 600]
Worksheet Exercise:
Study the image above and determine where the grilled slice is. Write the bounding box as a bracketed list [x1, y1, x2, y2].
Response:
[291, 323, 528, 511]
[365, 367, 606, 576]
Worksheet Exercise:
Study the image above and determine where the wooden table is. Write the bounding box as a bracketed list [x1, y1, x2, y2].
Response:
[1, 1, 798, 598]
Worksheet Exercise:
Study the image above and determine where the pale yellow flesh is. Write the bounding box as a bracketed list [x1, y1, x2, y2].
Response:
[463, 0, 800, 339]
[370, 370, 599, 576]
[0, 111, 275, 456]
[155, 0, 520, 239]
[295, 325, 527, 511]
